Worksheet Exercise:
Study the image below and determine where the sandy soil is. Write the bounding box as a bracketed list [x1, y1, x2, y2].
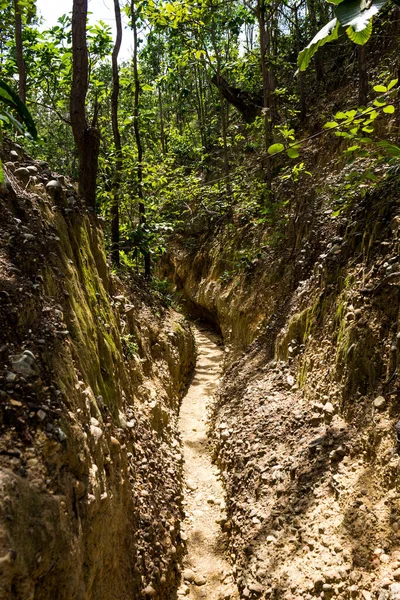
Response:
[178, 326, 239, 600]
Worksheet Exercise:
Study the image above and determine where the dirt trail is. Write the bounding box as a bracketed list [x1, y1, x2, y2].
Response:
[177, 327, 239, 600]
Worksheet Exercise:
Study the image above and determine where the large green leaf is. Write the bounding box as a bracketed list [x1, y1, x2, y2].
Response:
[0, 80, 37, 139]
[298, 0, 392, 70]
[346, 18, 373, 43]
[297, 18, 341, 72]
[336, 0, 389, 35]
[268, 143, 285, 155]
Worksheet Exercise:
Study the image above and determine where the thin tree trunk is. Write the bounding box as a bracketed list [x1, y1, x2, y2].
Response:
[157, 33, 166, 154]
[220, 91, 230, 192]
[199, 68, 208, 148]
[397, 62, 400, 142]
[210, 0, 230, 193]
[70, 0, 100, 210]
[294, 3, 307, 121]
[258, 0, 273, 188]
[158, 86, 166, 153]
[131, 0, 151, 278]
[200, 70, 208, 148]
[358, 45, 368, 105]
[13, 0, 26, 102]
[307, 0, 324, 81]
[111, 0, 123, 267]
[194, 63, 205, 147]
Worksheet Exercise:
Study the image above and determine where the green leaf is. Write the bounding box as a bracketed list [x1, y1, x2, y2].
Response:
[388, 79, 398, 91]
[287, 148, 300, 158]
[3, 110, 25, 134]
[297, 18, 341, 72]
[267, 143, 285, 155]
[373, 99, 386, 107]
[0, 158, 4, 185]
[324, 121, 339, 129]
[336, 0, 389, 34]
[0, 87, 14, 103]
[364, 109, 378, 121]
[383, 105, 395, 114]
[345, 19, 372, 44]
[373, 84, 387, 92]
[0, 80, 37, 139]
[386, 146, 400, 157]
[335, 111, 348, 119]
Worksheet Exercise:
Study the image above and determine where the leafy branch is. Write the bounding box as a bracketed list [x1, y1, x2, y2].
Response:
[297, 0, 393, 72]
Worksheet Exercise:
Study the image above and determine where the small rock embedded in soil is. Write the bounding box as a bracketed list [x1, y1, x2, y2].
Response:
[249, 582, 264, 594]
[186, 479, 198, 491]
[373, 396, 386, 410]
[194, 574, 207, 586]
[323, 402, 335, 415]
[46, 179, 63, 196]
[183, 569, 196, 582]
[14, 167, 30, 182]
[11, 350, 38, 377]
[143, 585, 156, 597]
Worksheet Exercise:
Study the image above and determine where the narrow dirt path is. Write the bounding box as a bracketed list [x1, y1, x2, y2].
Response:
[177, 326, 239, 600]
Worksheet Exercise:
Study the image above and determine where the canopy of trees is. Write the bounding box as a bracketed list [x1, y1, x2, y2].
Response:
[1, 0, 399, 272]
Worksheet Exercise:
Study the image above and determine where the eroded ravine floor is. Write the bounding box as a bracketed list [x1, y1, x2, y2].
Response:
[178, 327, 239, 600]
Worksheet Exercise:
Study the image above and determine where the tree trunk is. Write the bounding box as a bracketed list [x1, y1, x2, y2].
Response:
[358, 45, 368, 105]
[258, 0, 273, 187]
[210, 0, 230, 192]
[158, 85, 166, 153]
[70, 0, 100, 210]
[131, 0, 151, 278]
[294, 2, 307, 121]
[13, 0, 26, 102]
[397, 63, 400, 142]
[111, 0, 123, 267]
[307, 0, 324, 81]
[210, 74, 261, 123]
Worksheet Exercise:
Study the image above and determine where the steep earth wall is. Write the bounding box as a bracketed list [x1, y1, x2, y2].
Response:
[165, 170, 400, 599]
[0, 143, 195, 600]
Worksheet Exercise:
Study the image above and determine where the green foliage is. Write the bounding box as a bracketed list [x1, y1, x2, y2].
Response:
[297, 18, 341, 73]
[298, 0, 392, 71]
[0, 79, 37, 138]
[121, 333, 139, 358]
[267, 125, 301, 159]
[324, 78, 398, 163]
[0, 78, 37, 184]
[150, 278, 174, 306]
[0, 0, 398, 277]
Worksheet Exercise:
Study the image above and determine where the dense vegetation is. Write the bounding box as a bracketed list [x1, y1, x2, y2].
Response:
[1, 0, 399, 274]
